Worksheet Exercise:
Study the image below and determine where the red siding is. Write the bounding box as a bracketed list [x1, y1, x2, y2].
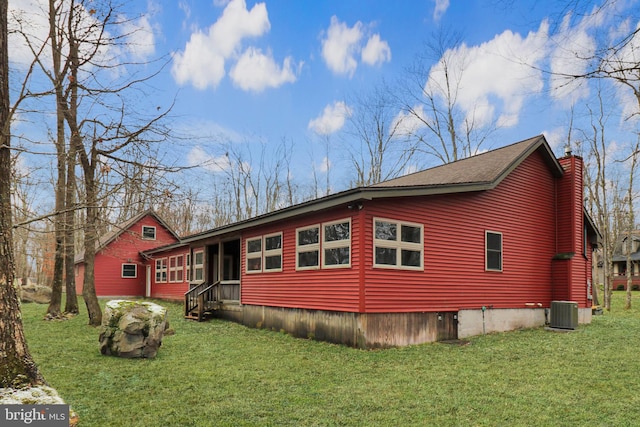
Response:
[240, 209, 362, 312]
[364, 149, 557, 312]
[238, 149, 586, 314]
[78, 214, 179, 297]
[149, 246, 191, 300]
[74, 264, 85, 294]
[555, 157, 590, 306]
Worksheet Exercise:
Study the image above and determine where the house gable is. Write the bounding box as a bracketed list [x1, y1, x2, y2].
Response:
[75, 210, 180, 297]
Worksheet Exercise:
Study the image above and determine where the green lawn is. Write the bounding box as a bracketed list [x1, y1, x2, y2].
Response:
[20, 292, 640, 426]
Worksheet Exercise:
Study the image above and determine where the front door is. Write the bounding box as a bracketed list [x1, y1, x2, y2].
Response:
[145, 265, 151, 297]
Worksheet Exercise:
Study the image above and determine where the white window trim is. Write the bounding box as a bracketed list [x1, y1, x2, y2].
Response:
[122, 263, 137, 278]
[193, 250, 204, 282]
[168, 255, 184, 283]
[296, 224, 320, 271]
[321, 218, 351, 269]
[155, 258, 167, 283]
[373, 217, 424, 271]
[485, 230, 503, 272]
[263, 232, 283, 272]
[186, 253, 191, 282]
[246, 237, 263, 274]
[142, 225, 156, 240]
[176, 254, 184, 283]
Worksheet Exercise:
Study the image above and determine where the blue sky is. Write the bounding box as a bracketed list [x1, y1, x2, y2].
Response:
[8, 0, 640, 206]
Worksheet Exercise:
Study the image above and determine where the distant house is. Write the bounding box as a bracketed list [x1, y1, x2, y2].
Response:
[74, 210, 180, 297]
[80, 135, 600, 348]
[611, 234, 640, 290]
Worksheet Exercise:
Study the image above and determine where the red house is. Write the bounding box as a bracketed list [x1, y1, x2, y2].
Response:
[611, 234, 640, 290]
[74, 210, 180, 297]
[82, 135, 600, 348]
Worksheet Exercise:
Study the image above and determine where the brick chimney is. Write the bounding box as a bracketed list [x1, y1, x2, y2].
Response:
[552, 153, 589, 305]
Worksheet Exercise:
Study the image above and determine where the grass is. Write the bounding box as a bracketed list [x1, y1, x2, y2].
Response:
[19, 292, 640, 426]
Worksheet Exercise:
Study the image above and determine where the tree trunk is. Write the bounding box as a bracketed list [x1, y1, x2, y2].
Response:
[624, 143, 638, 310]
[64, 2, 101, 326]
[46, 125, 65, 317]
[64, 170, 79, 314]
[0, 0, 44, 387]
[81, 176, 102, 326]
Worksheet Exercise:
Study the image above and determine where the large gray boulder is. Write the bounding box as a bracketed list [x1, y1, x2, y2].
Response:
[19, 283, 51, 304]
[99, 300, 168, 358]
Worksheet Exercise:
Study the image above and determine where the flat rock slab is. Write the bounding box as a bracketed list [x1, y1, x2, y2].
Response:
[99, 300, 168, 358]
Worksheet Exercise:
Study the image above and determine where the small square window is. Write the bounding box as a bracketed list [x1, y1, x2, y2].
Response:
[296, 226, 320, 270]
[142, 226, 156, 240]
[122, 264, 137, 278]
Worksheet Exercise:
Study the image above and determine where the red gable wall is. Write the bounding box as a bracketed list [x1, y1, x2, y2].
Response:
[363, 148, 558, 312]
[239, 147, 584, 313]
[76, 214, 179, 297]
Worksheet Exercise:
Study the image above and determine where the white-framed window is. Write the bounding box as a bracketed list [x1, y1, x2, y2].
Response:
[373, 218, 423, 270]
[142, 226, 156, 240]
[245, 233, 283, 273]
[169, 256, 177, 282]
[176, 254, 184, 282]
[322, 219, 351, 268]
[193, 250, 204, 282]
[296, 225, 320, 270]
[168, 255, 184, 283]
[122, 263, 137, 278]
[155, 258, 167, 283]
[264, 233, 283, 272]
[246, 237, 262, 273]
[486, 231, 503, 272]
[186, 253, 191, 282]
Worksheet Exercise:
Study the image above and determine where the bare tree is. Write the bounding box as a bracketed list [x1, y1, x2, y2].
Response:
[581, 87, 616, 310]
[346, 83, 417, 186]
[0, 0, 44, 387]
[36, 0, 173, 325]
[623, 139, 639, 309]
[398, 30, 497, 165]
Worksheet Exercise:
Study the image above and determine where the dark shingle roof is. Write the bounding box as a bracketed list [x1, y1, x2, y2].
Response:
[174, 135, 564, 244]
[371, 135, 562, 190]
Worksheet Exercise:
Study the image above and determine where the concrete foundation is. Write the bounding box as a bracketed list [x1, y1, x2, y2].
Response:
[214, 303, 593, 347]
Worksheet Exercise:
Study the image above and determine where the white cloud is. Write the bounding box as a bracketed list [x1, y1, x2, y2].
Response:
[321, 16, 391, 77]
[548, 14, 596, 104]
[308, 101, 352, 135]
[8, 0, 50, 68]
[321, 16, 363, 77]
[187, 146, 232, 172]
[392, 105, 428, 138]
[318, 156, 331, 173]
[122, 15, 156, 60]
[608, 20, 640, 123]
[433, 0, 450, 22]
[361, 34, 391, 66]
[542, 127, 568, 152]
[230, 47, 298, 92]
[424, 21, 549, 130]
[171, 0, 270, 89]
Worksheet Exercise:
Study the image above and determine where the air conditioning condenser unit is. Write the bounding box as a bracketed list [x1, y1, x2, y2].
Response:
[550, 301, 578, 329]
